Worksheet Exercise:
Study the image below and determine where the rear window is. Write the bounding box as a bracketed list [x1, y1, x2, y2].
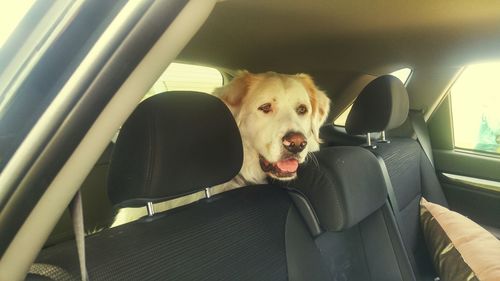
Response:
[145, 62, 223, 99]
[334, 68, 412, 126]
[450, 62, 500, 155]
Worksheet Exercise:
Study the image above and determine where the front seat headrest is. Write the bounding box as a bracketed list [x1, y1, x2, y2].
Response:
[345, 75, 409, 135]
[108, 91, 243, 207]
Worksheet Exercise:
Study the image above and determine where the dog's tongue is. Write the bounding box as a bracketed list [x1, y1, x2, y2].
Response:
[276, 159, 299, 173]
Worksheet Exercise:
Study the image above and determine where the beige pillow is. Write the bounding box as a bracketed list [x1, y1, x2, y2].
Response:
[420, 197, 500, 281]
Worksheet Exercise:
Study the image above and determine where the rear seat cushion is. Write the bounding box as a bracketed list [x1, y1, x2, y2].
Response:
[280, 146, 388, 231]
[420, 198, 500, 281]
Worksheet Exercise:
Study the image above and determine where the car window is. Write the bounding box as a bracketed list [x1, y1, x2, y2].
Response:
[110, 63, 223, 142]
[0, 0, 95, 172]
[334, 68, 412, 126]
[144, 62, 223, 100]
[451, 62, 500, 155]
[0, 1, 35, 49]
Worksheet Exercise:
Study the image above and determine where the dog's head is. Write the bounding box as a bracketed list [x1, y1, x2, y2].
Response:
[215, 71, 331, 181]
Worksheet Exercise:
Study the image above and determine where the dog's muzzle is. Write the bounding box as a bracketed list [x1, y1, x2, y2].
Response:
[282, 131, 307, 154]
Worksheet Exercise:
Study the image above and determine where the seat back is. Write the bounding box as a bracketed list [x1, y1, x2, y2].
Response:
[279, 146, 416, 281]
[28, 92, 329, 281]
[345, 75, 448, 280]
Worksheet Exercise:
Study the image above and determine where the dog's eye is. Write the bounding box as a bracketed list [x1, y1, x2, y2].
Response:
[258, 103, 272, 113]
[296, 105, 308, 115]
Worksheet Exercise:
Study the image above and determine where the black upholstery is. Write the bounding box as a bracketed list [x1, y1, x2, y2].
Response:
[108, 92, 243, 207]
[278, 147, 416, 281]
[34, 187, 330, 281]
[282, 147, 388, 231]
[346, 75, 409, 135]
[371, 139, 448, 280]
[30, 91, 331, 281]
[31, 89, 426, 281]
[345, 75, 449, 280]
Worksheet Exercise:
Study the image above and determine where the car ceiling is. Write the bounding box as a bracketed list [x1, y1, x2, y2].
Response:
[177, 0, 500, 118]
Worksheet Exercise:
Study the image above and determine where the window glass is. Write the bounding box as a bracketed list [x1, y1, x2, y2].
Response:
[144, 62, 223, 100]
[390, 68, 412, 84]
[0, 0, 35, 49]
[333, 105, 352, 127]
[334, 68, 412, 126]
[451, 62, 500, 154]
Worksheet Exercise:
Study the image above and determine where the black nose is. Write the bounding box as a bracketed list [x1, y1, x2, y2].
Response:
[282, 132, 307, 153]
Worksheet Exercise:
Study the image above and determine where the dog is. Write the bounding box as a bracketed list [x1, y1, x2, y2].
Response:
[113, 71, 330, 226]
[213, 71, 331, 192]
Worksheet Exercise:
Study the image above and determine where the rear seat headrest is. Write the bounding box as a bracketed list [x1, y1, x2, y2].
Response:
[282, 147, 388, 231]
[345, 75, 409, 135]
[108, 91, 243, 207]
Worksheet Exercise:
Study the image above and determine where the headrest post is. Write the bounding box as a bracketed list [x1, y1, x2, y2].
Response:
[146, 202, 155, 216]
[363, 133, 377, 149]
[205, 187, 211, 199]
[378, 131, 391, 143]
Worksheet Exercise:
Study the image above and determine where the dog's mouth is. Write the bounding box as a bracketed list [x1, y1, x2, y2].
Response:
[259, 155, 299, 180]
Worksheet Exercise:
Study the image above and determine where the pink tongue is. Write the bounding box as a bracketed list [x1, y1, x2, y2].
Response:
[276, 159, 299, 173]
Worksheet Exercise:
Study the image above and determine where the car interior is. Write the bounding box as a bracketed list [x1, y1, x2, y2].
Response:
[0, 0, 499, 280]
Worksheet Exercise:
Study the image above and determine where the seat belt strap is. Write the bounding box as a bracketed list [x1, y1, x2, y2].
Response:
[370, 150, 419, 278]
[409, 111, 434, 167]
[69, 190, 89, 281]
[371, 152, 401, 223]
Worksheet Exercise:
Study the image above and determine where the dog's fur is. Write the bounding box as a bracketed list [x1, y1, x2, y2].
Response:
[214, 71, 331, 191]
[113, 71, 330, 226]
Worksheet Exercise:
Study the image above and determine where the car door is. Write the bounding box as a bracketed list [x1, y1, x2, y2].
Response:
[428, 62, 500, 237]
[0, 0, 216, 280]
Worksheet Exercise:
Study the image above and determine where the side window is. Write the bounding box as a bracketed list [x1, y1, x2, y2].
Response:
[112, 63, 223, 142]
[145, 62, 223, 99]
[451, 62, 500, 155]
[334, 68, 412, 126]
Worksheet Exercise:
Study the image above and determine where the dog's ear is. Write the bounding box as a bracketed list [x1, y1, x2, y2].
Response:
[214, 70, 255, 118]
[297, 74, 331, 150]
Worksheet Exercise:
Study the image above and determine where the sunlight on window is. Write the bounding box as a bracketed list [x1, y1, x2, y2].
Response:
[451, 62, 500, 154]
[145, 63, 223, 100]
[333, 105, 352, 126]
[390, 68, 412, 84]
[334, 68, 412, 126]
[0, 1, 35, 49]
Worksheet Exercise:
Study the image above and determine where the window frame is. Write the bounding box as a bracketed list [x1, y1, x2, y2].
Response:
[145, 62, 224, 99]
[448, 63, 500, 157]
[0, 0, 189, 257]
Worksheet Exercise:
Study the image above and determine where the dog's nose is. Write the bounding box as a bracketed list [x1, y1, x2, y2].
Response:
[282, 132, 307, 153]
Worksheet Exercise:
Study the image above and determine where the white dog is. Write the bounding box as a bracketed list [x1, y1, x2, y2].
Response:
[113, 71, 330, 226]
[213, 71, 331, 191]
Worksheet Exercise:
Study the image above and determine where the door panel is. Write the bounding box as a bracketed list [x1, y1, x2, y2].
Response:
[434, 149, 500, 182]
[438, 172, 500, 230]
[429, 93, 500, 236]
